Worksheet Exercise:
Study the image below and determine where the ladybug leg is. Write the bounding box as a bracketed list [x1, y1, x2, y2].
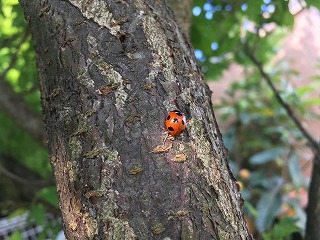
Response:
[167, 134, 175, 141]
[163, 133, 174, 144]
[162, 133, 168, 144]
[162, 133, 169, 144]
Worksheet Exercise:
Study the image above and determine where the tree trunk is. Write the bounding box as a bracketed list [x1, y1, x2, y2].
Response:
[19, 0, 252, 239]
[167, 0, 193, 36]
[305, 159, 320, 240]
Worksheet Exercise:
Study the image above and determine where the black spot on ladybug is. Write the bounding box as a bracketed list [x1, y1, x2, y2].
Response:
[167, 115, 171, 120]
[168, 127, 174, 131]
[181, 120, 185, 125]
[173, 118, 179, 123]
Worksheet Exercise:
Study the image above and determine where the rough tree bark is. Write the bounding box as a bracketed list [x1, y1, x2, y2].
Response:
[306, 159, 320, 240]
[167, 0, 193, 36]
[20, 0, 252, 239]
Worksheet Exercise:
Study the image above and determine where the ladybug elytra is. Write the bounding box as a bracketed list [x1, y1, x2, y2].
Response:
[165, 110, 186, 137]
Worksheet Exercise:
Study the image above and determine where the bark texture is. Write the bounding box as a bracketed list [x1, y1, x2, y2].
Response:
[306, 160, 320, 240]
[167, 0, 193, 36]
[20, 0, 252, 239]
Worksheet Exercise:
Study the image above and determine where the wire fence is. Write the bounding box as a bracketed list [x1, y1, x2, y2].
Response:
[0, 213, 64, 240]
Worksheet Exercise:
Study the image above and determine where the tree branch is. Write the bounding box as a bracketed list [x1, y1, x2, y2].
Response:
[245, 46, 320, 163]
[0, 164, 51, 187]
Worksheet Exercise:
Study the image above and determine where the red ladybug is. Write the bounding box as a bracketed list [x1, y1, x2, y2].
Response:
[165, 110, 186, 137]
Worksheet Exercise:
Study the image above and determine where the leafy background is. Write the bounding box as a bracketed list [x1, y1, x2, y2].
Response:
[191, 0, 320, 239]
[1, 0, 320, 239]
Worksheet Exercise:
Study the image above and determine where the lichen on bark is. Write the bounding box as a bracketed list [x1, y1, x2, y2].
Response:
[69, 0, 121, 36]
[95, 59, 128, 113]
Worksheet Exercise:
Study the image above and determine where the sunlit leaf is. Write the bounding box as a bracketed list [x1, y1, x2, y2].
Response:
[8, 208, 28, 218]
[2, 0, 19, 5]
[260, 108, 274, 116]
[296, 85, 317, 96]
[6, 68, 20, 86]
[302, 98, 320, 106]
[8, 231, 23, 240]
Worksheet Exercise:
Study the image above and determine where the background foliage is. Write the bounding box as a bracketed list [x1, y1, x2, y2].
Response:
[0, 0, 58, 239]
[192, 0, 320, 239]
[0, 0, 319, 239]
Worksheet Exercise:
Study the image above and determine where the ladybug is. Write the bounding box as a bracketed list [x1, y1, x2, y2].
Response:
[165, 110, 186, 137]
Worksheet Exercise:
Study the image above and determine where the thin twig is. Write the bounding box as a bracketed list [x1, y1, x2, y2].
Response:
[245, 46, 320, 163]
[0, 165, 52, 186]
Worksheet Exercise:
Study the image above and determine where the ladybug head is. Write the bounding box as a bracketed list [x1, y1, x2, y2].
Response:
[171, 109, 183, 116]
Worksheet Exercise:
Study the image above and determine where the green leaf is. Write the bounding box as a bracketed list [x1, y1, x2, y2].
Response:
[244, 201, 259, 218]
[272, 1, 294, 28]
[294, 205, 307, 230]
[255, 179, 283, 232]
[2, 0, 18, 5]
[28, 203, 46, 226]
[306, 0, 320, 9]
[8, 208, 28, 218]
[296, 85, 317, 96]
[8, 231, 23, 240]
[248, 171, 268, 188]
[302, 98, 320, 106]
[246, 0, 263, 23]
[249, 148, 287, 165]
[37, 186, 59, 208]
[288, 154, 302, 188]
[262, 217, 300, 239]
